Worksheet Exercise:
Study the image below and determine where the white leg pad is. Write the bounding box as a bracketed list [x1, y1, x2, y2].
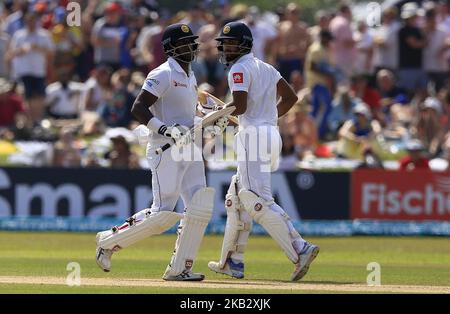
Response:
[219, 175, 252, 267]
[164, 187, 215, 276]
[98, 210, 183, 250]
[239, 190, 299, 263]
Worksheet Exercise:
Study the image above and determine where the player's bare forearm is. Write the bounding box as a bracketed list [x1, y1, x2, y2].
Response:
[276, 78, 298, 117]
[227, 91, 248, 116]
[131, 90, 157, 125]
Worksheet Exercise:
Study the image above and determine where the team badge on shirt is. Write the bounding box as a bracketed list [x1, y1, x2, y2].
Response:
[233, 72, 243, 84]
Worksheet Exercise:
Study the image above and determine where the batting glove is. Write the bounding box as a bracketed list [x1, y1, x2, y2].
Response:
[158, 124, 192, 147]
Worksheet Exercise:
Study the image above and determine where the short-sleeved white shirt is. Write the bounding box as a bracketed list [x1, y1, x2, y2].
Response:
[228, 53, 282, 129]
[142, 57, 198, 143]
[10, 28, 54, 78]
[424, 26, 450, 72]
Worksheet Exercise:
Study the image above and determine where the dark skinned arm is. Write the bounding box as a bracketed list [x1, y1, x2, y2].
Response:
[131, 89, 158, 125]
[276, 78, 298, 117]
[225, 91, 248, 116]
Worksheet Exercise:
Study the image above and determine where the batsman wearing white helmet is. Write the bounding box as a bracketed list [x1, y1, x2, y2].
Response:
[95, 23, 221, 281]
[208, 22, 320, 281]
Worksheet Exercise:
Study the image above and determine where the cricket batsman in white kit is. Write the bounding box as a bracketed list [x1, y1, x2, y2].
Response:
[208, 22, 320, 281]
[95, 24, 227, 281]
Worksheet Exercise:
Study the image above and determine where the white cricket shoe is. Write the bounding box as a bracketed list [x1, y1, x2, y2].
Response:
[291, 242, 320, 281]
[95, 231, 113, 272]
[208, 259, 244, 279]
[162, 270, 205, 281]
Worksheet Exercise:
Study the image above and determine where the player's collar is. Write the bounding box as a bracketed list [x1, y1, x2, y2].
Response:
[168, 57, 192, 76]
[234, 53, 254, 64]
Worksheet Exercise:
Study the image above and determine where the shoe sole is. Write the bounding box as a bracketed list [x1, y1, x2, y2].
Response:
[95, 247, 110, 273]
[292, 246, 320, 281]
[162, 276, 205, 282]
[208, 266, 244, 279]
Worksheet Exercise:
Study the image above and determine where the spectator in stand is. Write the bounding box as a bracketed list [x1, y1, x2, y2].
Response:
[7, 11, 54, 124]
[193, 16, 228, 98]
[437, 0, 450, 30]
[179, 3, 207, 35]
[241, 6, 278, 64]
[397, 2, 428, 95]
[353, 19, 374, 76]
[327, 85, 357, 135]
[308, 10, 330, 43]
[52, 127, 82, 168]
[376, 69, 410, 125]
[97, 70, 134, 128]
[45, 56, 85, 120]
[289, 70, 304, 93]
[49, 8, 84, 63]
[1, 0, 14, 22]
[351, 74, 382, 122]
[135, 10, 169, 71]
[412, 97, 443, 156]
[91, 2, 129, 71]
[0, 77, 26, 128]
[2, 0, 28, 37]
[423, 5, 450, 93]
[81, 64, 113, 112]
[399, 139, 430, 170]
[105, 135, 140, 169]
[0, 30, 10, 78]
[329, 2, 356, 82]
[338, 102, 383, 159]
[376, 69, 409, 108]
[373, 6, 400, 74]
[284, 88, 318, 160]
[304, 29, 335, 139]
[275, 2, 311, 80]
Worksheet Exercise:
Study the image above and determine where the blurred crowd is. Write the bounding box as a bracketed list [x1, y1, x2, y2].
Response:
[0, 0, 450, 171]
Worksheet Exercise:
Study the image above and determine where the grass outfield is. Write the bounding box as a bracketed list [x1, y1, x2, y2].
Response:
[0, 232, 449, 293]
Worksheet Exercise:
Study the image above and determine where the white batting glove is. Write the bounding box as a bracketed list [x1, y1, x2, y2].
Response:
[158, 124, 192, 147]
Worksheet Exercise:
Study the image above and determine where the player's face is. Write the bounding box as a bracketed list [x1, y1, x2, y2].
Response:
[221, 39, 241, 62]
[174, 38, 199, 63]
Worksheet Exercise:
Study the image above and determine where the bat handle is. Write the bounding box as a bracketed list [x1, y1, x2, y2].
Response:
[156, 143, 171, 155]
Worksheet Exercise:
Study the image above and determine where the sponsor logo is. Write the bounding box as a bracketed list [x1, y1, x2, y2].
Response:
[148, 78, 160, 85]
[174, 80, 187, 88]
[352, 170, 450, 220]
[233, 72, 243, 84]
[254, 203, 263, 212]
[226, 199, 233, 207]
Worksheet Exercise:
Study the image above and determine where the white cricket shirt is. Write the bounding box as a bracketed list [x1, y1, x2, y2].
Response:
[228, 53, 282, 129]
[142, 57, 198, 143]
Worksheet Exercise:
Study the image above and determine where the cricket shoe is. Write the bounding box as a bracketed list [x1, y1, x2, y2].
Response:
[162, 270, 205, 281]
[95, 231, 114, 272]
[207, 258, 244, 279]
[291, 242, 320, 281]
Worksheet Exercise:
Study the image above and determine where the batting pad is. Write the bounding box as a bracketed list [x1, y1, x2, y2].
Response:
[164, 187, 215, 276]
[98, 211, 183, 250]
[219, 175, 252, 267]
[239, 190, 299, 263]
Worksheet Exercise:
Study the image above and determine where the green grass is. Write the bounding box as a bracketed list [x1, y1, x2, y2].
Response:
[0, 232, 449, 293]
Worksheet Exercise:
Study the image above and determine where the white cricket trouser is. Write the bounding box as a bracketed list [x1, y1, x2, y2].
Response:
[235, 125, 281, 200]
[234, 125, 305, 254]
[147, 143, 206, 212]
